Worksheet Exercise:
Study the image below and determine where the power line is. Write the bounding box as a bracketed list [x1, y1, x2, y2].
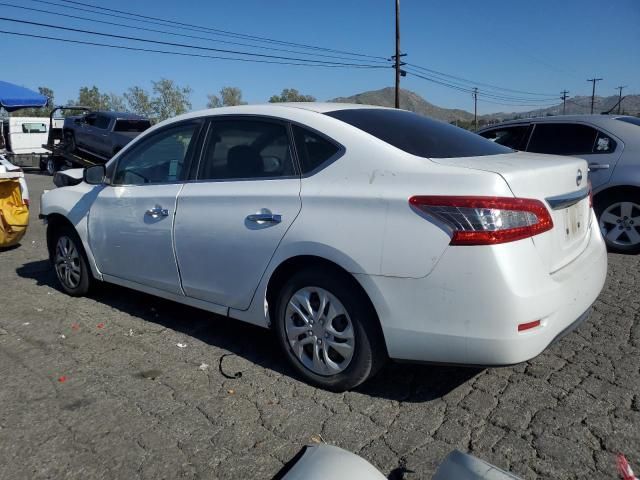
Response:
[560, 90, 569, 115]
[32, 0, 387, 61]
[3, 2, 390, 64]
[0, 16, 388, 67]
[405, 69, 560, 104]
[0, 29, 388, 69]
[406, 63, 558, 98]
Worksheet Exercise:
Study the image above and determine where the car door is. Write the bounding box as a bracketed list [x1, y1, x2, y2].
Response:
[76, 113, 96, 150]
[88, 120, 203, 294]
[526, 122, 622, 189]
[92, 114, 112, 157]
[174, 117, 301, 310]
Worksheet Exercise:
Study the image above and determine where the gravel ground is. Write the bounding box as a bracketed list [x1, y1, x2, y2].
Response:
[0, 173, 639, 479]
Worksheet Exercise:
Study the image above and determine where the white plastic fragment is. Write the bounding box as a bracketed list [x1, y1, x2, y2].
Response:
[59, 334, 66, 339]
[198, 363, 209, 371]
[176, 343, 187, 348]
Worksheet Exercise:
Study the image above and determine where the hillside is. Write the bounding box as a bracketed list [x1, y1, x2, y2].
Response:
[330, 87, 474, 122]
[330, 87, 640, 123]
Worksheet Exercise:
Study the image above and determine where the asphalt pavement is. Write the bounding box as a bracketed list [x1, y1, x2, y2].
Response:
[0, 173, 639, 479]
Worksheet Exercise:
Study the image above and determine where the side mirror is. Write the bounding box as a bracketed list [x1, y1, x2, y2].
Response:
[83, 165, 106, 185]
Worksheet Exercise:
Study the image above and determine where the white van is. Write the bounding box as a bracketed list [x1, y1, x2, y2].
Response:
[0, 116, 63, 168]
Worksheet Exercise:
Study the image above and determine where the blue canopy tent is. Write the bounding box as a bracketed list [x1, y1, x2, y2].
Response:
[0, 80, 48, 112]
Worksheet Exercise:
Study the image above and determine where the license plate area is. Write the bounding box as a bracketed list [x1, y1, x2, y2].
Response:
[562, 201, 587, 242]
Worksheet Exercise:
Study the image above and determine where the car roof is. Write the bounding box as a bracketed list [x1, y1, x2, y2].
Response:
[478, 114, 637, 130]
[92, 111, 149, 120]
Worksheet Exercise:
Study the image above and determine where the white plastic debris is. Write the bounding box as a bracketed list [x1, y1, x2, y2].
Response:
[36, 308, 43, 312]
[22, 322, 30, 326]
[198, 363, 209, 371]
[59, 334, 66, 339]
[176, 343, 187, 348]
[125, 328, 134, 337]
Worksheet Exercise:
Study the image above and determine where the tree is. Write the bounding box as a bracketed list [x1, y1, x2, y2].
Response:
[106, 93, 126, 112]
[269, 88, 316, 103]
[12, 86, 55, 117]
[124, 86, 154, 118]
[207, 86, 246, 108]
[151, 78, 192, 121]
[67, 85, 110, 111]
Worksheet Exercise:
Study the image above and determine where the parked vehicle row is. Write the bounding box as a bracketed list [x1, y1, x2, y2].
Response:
[41, 104, 607, 390]
[479, 115, 640, 253]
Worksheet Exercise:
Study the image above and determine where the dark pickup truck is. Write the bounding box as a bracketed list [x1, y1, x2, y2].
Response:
[63, 111, 151, 160]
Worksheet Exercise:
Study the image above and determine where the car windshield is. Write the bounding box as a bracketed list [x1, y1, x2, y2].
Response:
[114, 119, 151, 133]
[325, 108, 512, 158]
[616, 117, 640, 127]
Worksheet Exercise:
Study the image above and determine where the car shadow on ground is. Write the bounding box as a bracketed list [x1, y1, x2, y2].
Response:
[16, 259, 481, 402]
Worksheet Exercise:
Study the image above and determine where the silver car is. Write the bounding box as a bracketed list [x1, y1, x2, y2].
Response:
[478, 115, 640, 253]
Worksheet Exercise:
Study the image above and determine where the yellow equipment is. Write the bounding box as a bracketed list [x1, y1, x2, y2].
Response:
[0, 178, 29, 247]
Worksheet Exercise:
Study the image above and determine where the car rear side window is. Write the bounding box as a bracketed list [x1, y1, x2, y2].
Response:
[325, 108, 512, 158]
[527, 123, 602, 155]
[292, 125, 340, 173]
[479, 125, 530, 150]
[198, 119, 295, 180]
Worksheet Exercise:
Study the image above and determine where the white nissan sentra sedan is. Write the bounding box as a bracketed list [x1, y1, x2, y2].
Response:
[40, 103, 607, 391]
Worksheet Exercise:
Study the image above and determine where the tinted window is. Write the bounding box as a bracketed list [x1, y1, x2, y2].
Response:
[527, 123, 598, 155]
[616, 117, 640, 127]
[94, 115, 111, 130]
[199, 120, 294, 180]
[84, 114, 97, 126]
[292, 125, 340, 173]
[21, 122, 47, 133]
[594, 131, 616, 153]
[114, 119, 151, 132]
[325, 108, 512, 158]
[113, 123, 198, 185]
[479, 125, 530, 150]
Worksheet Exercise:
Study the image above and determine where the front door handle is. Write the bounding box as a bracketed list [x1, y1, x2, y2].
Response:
[145, 206, 169, 218]
[246, 213, 282, 224]
[588, 163, 610, 171]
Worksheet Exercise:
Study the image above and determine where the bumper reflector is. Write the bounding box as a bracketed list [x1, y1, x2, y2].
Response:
[518, 320, 541, 332]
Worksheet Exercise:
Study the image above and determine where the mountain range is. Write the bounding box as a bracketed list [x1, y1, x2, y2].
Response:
[330, 87, 640, 123]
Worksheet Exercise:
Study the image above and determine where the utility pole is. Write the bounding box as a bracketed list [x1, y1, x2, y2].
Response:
[587, 77, 603, 114]
[560, 90, 569, 115]
[394, 0, 401, 108]
[472, 87, 478, 131]
[615, 85, 627, 114]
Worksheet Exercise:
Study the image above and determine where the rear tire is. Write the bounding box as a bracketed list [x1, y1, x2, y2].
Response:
[45, 157, 58, 176]
[50, 225, 93, 296]
[595, 190, 640, 254]
[274, 268, 386, 391]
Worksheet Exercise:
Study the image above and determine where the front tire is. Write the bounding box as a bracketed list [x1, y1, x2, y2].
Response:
[45, 157, 58, 176]
[596, 191, 640, 254]
[51, 226, 92, 296]
[274, 269, 385, 391]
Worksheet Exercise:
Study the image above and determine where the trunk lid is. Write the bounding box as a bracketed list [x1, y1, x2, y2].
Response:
[432, 152, 592, 272]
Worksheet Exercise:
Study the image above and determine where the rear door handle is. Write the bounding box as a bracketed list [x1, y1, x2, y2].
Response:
[246, 213, 282, 224]
[588, 163, 610, 171]
[145, 207, 169, 218]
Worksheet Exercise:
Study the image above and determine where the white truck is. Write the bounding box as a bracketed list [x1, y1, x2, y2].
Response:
[0, 116, 63, 170]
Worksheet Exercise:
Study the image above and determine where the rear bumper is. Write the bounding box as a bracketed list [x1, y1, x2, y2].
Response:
[355, 211, 607, 365]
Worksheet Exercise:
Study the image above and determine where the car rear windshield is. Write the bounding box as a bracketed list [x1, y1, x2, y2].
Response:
[616, 117, 640, 127]
[114, 119, 151, 132]
[325, 108, 512, 158]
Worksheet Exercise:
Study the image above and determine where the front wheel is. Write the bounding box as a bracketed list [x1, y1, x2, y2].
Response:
[596, 192, 640, 254]
[51, 226, 93, 296]
[274, 269, 385, 391]
[45, 157, 58, 176]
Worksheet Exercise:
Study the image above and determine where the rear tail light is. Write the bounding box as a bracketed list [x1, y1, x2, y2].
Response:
[409, 196, 553, 245]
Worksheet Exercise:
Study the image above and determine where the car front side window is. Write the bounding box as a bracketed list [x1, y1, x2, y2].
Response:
[112, 123, 199, 186]
[479, 125, 530, 150]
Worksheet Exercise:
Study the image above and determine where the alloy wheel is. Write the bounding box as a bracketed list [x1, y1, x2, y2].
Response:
[284, 286, 355, 376]
[54, 235, 82, 289]
[599, 201, 640, 247]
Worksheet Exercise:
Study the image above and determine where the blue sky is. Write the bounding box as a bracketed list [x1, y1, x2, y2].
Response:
[2, 0, 639, 114]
